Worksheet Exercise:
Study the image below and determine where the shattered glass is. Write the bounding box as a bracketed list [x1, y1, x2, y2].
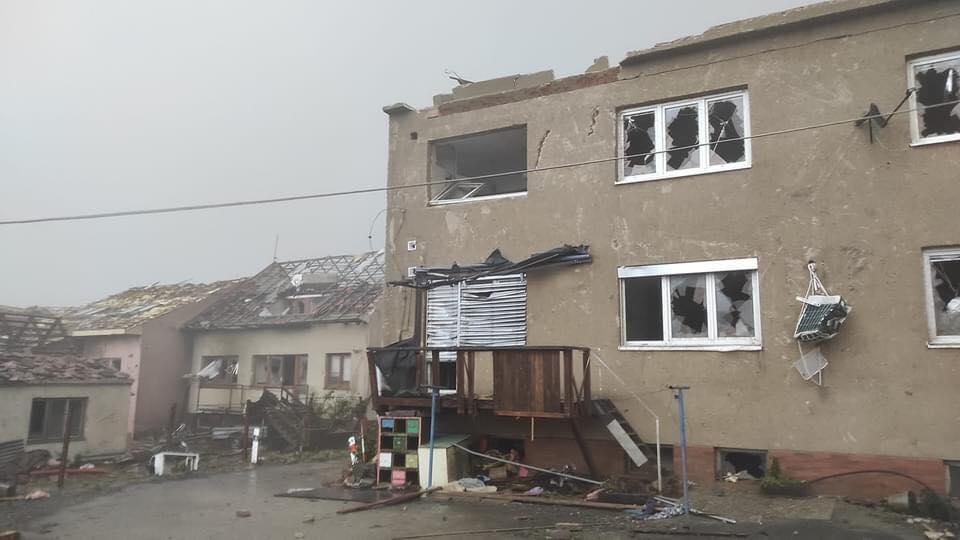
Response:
[665, 104, 700, 171]
[715, 271, 756, 337]
[708, 96, 746, 165]
[914, 57, 960, 139]
[670, 274, 707, 338]
[623, 111, 656, 177]
[931, 259, 960, 336]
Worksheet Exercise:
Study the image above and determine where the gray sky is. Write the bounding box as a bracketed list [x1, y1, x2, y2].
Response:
[0, 0, 815, 307]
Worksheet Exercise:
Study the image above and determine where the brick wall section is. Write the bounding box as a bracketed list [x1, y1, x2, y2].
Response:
[675, 446, 946, 497]
[770, 450, 946, 497]
[525, 437, 626, 478]
[437, 68, 621, 116]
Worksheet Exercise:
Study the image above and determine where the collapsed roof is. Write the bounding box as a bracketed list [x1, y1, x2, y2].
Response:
[0, 307, 68, 354]
[0, 353, 130, 386]
[187, 251, 385, 330]
[62, 281, 239, 334]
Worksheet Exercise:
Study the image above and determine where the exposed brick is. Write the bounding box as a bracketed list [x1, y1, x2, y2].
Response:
[672, 445, 946, 497]
[525, 437, 626, 478]
[437, 68, 621, 116]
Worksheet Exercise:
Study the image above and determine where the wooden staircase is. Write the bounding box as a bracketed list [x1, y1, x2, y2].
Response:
[254, 389, 312, 451]
[593, 398, 650, 467]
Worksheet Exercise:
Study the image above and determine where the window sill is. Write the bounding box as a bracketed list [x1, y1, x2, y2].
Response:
[428, 191, 527, 206]
[926, 340, 960, 349]
[28, 437, 85, 445]
[616, 161, 751, 185]
[911, 135, 960, 147]
[619, 344, 762, 352]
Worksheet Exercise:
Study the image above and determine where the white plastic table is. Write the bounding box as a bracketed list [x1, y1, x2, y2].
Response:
[151, 451, 200, 476]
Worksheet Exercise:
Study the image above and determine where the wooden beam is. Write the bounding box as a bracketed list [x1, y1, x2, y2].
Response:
[431, 350, 440, 388]
[563, 349, 574, 418]
[467, 351, 476, 416]
[456, 350, 465, 415]
[581, 350, 592, 415]
[569, 417, 600, 479]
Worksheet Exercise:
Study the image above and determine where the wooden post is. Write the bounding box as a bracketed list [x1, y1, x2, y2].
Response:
[431, 350, 440, 388]
[563, 349, 574, 418]
[456, 351, 465, 414]
[467, 351, 476, 416]
[569, 417, 600, 479]
[581, 349, 591, 416]
[415, 351, 425, 387]
[57, 406, 72, 489]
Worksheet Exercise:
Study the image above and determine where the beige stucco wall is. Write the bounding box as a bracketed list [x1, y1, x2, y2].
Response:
[0, 383, 130, 457]
[380, 2, 960, 461]
[187, 323, 371, 413]
[79, 335, 141, 434]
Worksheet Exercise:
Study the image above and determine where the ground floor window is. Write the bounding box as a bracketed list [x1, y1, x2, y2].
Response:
[28, 398, 86, 442]
[324, 353, 352, 389]
[619, 258, 761, 349]
[252, 354, 307, 386]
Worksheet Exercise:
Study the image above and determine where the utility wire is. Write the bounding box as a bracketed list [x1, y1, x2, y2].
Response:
[1, 98, 957, 227]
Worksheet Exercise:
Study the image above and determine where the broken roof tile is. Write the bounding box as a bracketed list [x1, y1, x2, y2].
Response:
[0, 353, 131, 386]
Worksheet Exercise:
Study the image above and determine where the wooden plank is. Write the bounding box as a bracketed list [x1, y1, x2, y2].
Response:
[493, 410, 569, 418]
[415, 351, 425, 387]
[543, 351, 561, 414]
[336, 486, 440, 514]
[431, 350, 440, 388]
[563, 349, 574, 417]
[456, 351, 465, 415]
[581, 350, 591, 414]
[467, 351, 476, 416]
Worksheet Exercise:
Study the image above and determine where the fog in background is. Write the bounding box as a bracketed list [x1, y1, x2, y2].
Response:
[0, 0, 815, 306]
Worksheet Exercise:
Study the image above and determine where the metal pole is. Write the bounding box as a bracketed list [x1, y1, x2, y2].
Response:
[58, 406, 72, 489]
[669, 385, 690, 515]
[427, 386, 439, 488]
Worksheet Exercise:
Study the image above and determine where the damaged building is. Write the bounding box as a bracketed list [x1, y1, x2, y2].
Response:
[374, 0, 960, 497]
[183, 251, 384, 446]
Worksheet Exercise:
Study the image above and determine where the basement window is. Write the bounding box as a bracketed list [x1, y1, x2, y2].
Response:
[619, 258, 761, 350]
[908, 51, 960, 145]
[947, 461, 960, 498]
[619, 90, 750, 183]
[716, 448, 767, 479]
[923, 247, 960, 347]
[429, 126, 527, 204]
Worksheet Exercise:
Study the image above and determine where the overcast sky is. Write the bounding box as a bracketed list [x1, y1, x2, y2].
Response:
[0, 0, 816, 307]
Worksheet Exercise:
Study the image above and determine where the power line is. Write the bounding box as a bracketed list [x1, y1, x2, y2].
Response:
[1, 98, 956, 227]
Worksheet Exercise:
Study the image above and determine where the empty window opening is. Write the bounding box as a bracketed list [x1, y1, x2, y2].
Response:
[924, 248, 960, 344]
[716, 448, 767, 480]
[325, 353, 351, 389]
[28, 398, 86, 443]
[948, 462, 960, 498]
[620, 91, 750, 182]
[99, 357, 122, 372]
[620, 259, 760, 349]
[199, 355, 239, 384]
[253, 354, 307, 386]
[909, 51, 960, 144]
[430, 126, 527, 203]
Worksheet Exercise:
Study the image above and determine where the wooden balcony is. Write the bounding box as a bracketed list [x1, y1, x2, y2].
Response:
[193, 383, 309, 415]
[367, 346, 591, 419]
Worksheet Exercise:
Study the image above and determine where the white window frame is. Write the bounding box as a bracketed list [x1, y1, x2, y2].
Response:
[618, 258, 762, 351]
[908, 51, 960, 146]
[923, 247, 960, 348]
[617, 90, 752, 184]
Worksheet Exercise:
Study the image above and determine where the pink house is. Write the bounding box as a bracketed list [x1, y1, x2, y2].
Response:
[64, 282, 236, 436]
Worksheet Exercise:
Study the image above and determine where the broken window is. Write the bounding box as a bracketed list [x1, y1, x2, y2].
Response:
[99, 357, 122, 372]
[252, 354, 308, 386]
[924, 248, 960, 345]
[619, 91, 750, 182]
[429, 126, 527, 203]
[426, 275, 527, 388]
[324, 353, 351, 389]
[909, 51, 960, 144]
[620, 258, 761, 348]
[716, 448, 767, 480]
[199, 355, 239, 384]
[28, 398, 86, 442]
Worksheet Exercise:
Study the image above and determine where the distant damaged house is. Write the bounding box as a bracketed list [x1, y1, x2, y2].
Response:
[184, 251, 384, 430]
[62, 282, 236, 436]
[377, 0, 960, 497]
[0, 307, 130, 460]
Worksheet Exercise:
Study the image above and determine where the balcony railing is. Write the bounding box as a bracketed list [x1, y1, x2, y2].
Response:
[367, 346, 591, 418]
[194, 383, 309, 415]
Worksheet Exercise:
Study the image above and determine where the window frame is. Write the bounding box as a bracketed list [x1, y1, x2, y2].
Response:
[251, 354, 308, 386]
[923, 247, 960, 347]
[426, 125, 529, 206]
[324, 353, 352, 390]
[618, 258, 762, 351]
[908, 50, 960, 146]
[617, 90, 752, 184]
[27, 397, 87, 443]
[199, 355, 239, 385]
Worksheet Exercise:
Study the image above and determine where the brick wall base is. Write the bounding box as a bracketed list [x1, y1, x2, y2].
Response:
[673, 445, 946, 497]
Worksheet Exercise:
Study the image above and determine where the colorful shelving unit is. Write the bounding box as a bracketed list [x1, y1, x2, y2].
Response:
[377, 416, 422, 487]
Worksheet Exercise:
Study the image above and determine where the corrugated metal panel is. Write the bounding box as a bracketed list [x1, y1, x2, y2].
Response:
[0, 439, 24, 468]
[426, 275, 526, 357]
